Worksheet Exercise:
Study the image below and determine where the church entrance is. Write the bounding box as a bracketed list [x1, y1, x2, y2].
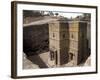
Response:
[50, 50, 58, 66]
[69, 53, 74, 61]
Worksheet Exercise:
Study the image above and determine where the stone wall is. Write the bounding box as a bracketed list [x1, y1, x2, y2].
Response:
[49, 20, 89, 66]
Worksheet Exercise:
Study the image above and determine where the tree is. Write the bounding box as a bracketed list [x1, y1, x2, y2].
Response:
[49, 11, 54, 16]
[55, 13, 59, 16]
[82, 13, 91, 21]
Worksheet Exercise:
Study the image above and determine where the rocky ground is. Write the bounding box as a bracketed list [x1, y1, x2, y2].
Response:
[23, 52, 91, 69]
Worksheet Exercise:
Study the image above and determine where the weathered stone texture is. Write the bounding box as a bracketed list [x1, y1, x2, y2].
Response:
[49, 20, 88, 66]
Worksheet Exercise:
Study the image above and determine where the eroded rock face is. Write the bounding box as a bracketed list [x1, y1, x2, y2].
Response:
[23, 24, 49, 56]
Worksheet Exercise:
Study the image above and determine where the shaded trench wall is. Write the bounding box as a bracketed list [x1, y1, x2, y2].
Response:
[23, 24, 49, 56]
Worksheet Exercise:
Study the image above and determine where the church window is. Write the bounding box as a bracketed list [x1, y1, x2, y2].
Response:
[53, 33, 55, 37]
[63, 34, 65, 38]
[71, 34, 74, 39]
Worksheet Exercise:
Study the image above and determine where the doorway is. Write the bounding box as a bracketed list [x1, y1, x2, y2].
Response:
[69, 53, 74, 61]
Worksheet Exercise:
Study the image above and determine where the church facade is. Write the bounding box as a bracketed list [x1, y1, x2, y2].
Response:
[48, 19, 88, 67]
